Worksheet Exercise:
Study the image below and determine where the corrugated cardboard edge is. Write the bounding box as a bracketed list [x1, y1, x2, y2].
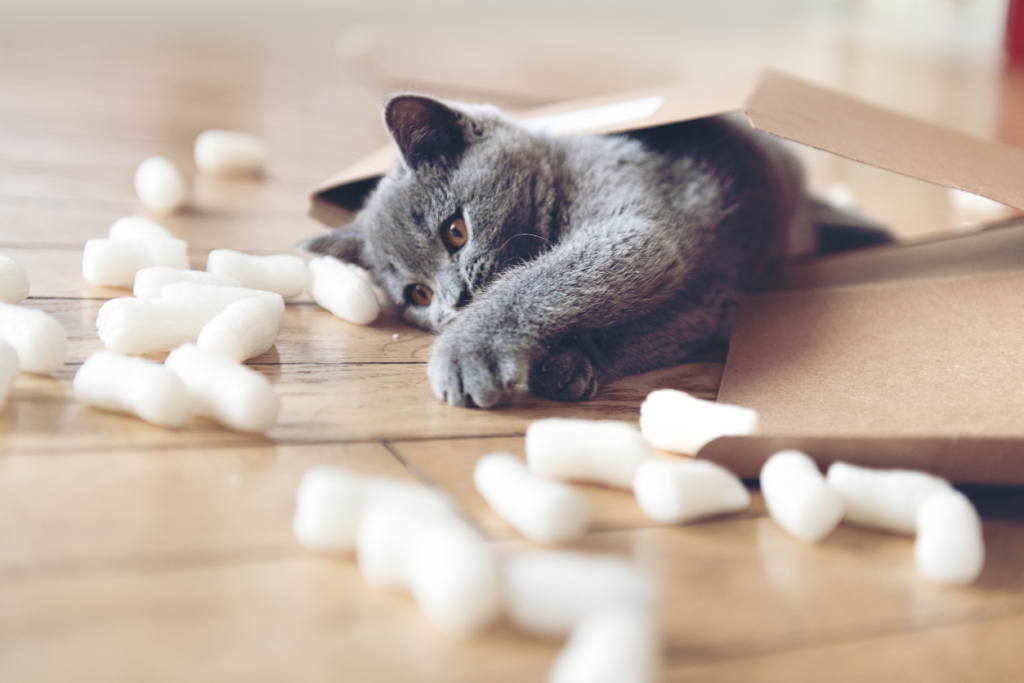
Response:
[309, 68, 1024, 225]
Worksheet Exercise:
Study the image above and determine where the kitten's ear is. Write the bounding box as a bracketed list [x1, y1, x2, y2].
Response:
[298, 226, 368, 268]
[384, 94, 471, 170]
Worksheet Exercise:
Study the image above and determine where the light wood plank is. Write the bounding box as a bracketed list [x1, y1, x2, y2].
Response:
[0, 361, 723, 453]
[4, 518, 1021, 682]
[666, 610, 1024, 683]
[390, 436, 763, 541]
[0, 443, 408, 574]
[0, 556, 559, 683]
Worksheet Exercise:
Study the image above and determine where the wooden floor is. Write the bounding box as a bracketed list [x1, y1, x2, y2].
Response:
[2, 7, 1024, 682]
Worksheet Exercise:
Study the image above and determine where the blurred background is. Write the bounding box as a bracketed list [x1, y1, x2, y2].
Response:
[2, 0, 1021, 240]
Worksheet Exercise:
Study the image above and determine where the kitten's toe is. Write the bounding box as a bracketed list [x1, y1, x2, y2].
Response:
[529, 340, 599, 402]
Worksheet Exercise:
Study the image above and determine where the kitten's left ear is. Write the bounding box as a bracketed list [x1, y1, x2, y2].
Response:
[384, 94, 473, 171]
[298, 225, 368, 269]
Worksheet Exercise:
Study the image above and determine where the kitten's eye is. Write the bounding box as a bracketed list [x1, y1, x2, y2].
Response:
[441, 217, 469, 253]
[405, 283, 433, 307]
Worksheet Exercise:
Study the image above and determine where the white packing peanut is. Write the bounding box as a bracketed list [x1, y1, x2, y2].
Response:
[525, 418, 654, 490]
[96, 297, 223, 354]
[760, 450, 845, 544]
[914, 489, 985, 585]
[548, 605, 658, 683]
[0, 339, 18, 410]
[306, 255, 380, 325]
[292, 466, 452, 554]
[164, 343, 279, 434]
[132, 266, 242, 299]
[633, 459, 750, 524]
[474, 452, 589, 545]
[82, 237, 190, 288]
[206, 249, 306, 298]
[194, 129, 268, 176]
[503, 551, 656, 638]
[0, 255, 30, 304]
[72, 350, 188, 427]
[0, 302, 68, 374]
[161, 282, 286, 324]
[107, 215, 174, 241]
[826, 462, 953, 535]
[134, 156, 186, 214]
[357, 502, 503, 636]
[639, 389, 760, 455]
[410, 516, 504, 636]
[196, 298, 280, 362]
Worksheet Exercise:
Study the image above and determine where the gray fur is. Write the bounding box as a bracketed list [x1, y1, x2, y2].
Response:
[302, 94, 811, 408]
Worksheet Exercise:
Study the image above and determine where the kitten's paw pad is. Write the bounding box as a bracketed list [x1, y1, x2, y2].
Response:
[427, 336, 525, 409]
[529, 341, 599, 402]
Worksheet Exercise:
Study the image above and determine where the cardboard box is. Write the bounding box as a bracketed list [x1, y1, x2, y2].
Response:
[310, 69, 1024, 484]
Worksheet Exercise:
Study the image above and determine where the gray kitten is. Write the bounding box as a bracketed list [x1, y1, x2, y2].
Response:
[303, 94, 880, 408]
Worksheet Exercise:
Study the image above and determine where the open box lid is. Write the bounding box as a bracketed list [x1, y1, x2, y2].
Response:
[310, 69, 1024, 225]
[310, 69, 1024, 485]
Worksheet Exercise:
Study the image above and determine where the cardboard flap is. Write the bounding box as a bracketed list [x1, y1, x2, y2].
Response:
[744, 71, 1024, 211]
[310, 69, 1024, 224]
[718, 269, 1024, 440]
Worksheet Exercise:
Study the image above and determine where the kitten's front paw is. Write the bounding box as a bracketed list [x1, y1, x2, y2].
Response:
[427, 332, 527, 409]
[529, 338, 599, 402]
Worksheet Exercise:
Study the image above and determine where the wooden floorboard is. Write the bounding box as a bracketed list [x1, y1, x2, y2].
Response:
[1, 8, 1023, 682]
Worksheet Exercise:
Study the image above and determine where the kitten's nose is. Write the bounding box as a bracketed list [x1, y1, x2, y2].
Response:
[455, 290, 472, 309]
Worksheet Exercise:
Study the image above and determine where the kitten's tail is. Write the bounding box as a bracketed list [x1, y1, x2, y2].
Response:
[807, 197, 893, 255]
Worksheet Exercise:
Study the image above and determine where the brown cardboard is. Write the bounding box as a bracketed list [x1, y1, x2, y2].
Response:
[310, 69, 1024, 484]
[310, 69, 1024, 223]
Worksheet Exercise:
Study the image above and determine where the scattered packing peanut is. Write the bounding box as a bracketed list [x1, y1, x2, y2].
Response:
[640, 389, 760, 455]
[133, 266, 242, 299]
[72, 350, 188, 427]
[194, 129, 268, 176]
[161, 282, 286, 324]
[82, 237, 190, 287]
[633, 459, 750, 524]
[196, 298, 280, 361]
[914, 489, 985, 585]
[357, 501, 503, 636]
[0, 340, 18, 409]
[0, 255, 30, 304]
[164, 343, 279, 434]
[306, 256, 380, 325]
[292, 466, 452, 554]
[525, 419, 654, 490]
[826, 462, 953, 535]
[97, 297, 223, 354]
[549, 605, 658, 683]
[474, 452, 589, 545]
[410, 520, 504, 637]
[760, 450, 845, 544]
[0, 302, 68, 374]
[107, 215, 173, 241]
[503, 551, 656, 638]
[206, 249, 306, 298]
[134, 156, 186, 214]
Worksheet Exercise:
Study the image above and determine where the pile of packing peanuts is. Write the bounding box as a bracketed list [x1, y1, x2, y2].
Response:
[0, 131, 984, 683]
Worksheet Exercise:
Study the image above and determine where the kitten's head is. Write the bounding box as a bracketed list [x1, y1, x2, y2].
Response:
[302, 94, 560, 331]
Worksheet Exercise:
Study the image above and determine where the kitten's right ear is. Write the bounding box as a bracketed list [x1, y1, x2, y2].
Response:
[298, 226, 368, 269]
[384, 94, 470, 171]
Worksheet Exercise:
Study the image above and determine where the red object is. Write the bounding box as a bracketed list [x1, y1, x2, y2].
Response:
[1008, 0, 1024, 68]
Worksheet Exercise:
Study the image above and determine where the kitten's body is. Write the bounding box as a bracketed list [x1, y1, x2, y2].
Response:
[305, 96, 843, 408]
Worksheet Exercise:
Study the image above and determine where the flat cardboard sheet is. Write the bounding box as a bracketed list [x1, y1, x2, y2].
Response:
[710, 269, 1024, 483]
